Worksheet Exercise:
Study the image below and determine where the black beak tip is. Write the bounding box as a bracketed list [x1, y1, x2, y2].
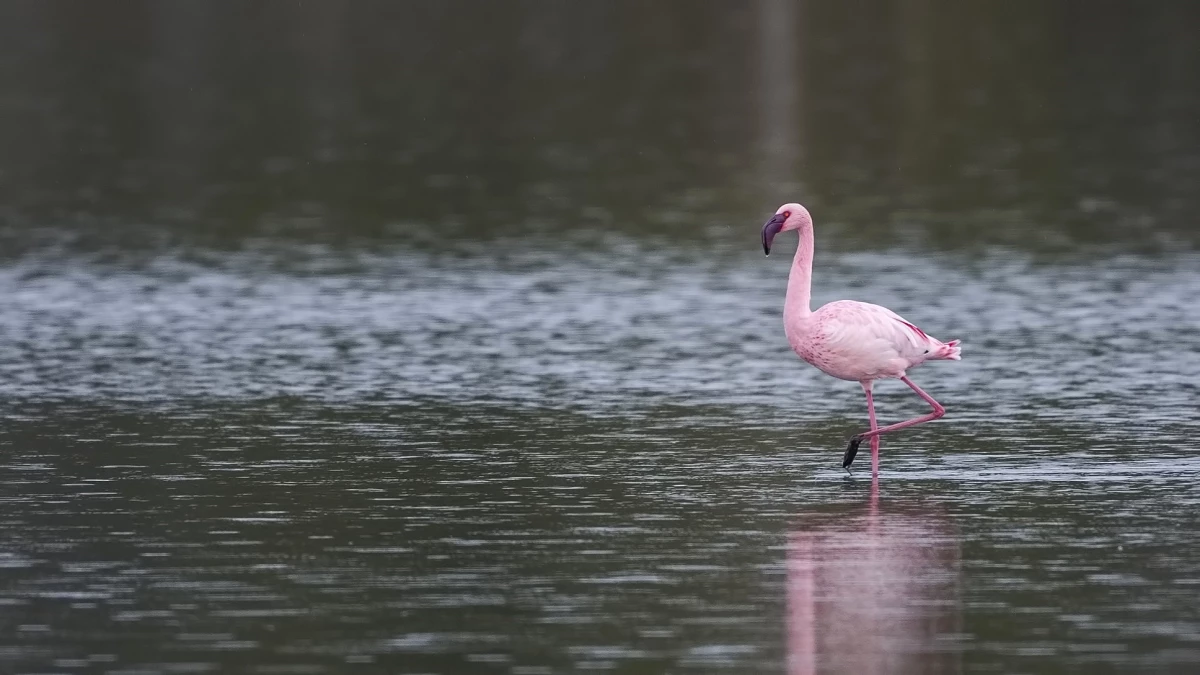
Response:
[760, 214, 785, 258]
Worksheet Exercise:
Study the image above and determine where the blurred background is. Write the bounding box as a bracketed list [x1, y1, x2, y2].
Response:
[2, 0, 1197, 251]
[2, 1, 1200, 673]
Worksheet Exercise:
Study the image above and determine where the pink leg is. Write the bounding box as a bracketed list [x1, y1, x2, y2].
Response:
[863, 381, 881, 478]
[843, 376, 945, 473]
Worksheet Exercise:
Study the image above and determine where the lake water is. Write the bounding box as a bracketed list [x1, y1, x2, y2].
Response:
[2, 2, 1200, 674]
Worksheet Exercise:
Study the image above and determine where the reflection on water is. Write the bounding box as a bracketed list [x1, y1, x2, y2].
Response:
[0, 233, 1199, 673]
[788, 481, 961, 675]
[4, 386, 1200, 671]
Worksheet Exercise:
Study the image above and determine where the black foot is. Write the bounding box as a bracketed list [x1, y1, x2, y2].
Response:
[842, 436, 863, 469]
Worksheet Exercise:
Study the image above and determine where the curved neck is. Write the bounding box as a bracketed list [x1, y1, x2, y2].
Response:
[786, 225, 814, 318]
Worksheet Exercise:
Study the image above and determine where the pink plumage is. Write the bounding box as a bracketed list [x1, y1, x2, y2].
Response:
[761, 202, 962, 477]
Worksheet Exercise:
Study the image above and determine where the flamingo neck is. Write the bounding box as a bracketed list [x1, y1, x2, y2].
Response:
[785, 226, 814, 319]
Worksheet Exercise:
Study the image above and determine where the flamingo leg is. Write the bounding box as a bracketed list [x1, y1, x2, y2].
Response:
[843, 376, 945, 473]
[842, 380, 882, 475]
[866, 383, 881, 477]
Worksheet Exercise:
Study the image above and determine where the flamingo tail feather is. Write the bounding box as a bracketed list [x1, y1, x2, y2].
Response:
[934, 339, 961, 361]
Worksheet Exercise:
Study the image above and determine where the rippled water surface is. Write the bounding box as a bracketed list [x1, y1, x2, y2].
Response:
[2, 241, 1200, 674]
[3, 2, 1200, 673]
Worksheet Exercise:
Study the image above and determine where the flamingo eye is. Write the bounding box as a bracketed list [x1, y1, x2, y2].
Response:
[782, 211, 791, 218]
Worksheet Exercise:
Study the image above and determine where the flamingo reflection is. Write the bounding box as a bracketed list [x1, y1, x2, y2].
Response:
[787, 479, 962, 675]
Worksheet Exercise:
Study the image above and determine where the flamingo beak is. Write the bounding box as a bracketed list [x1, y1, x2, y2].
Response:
[761, 213, 786, 255]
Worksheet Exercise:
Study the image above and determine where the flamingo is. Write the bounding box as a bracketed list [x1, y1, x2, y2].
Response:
[761, 203, 961, 477]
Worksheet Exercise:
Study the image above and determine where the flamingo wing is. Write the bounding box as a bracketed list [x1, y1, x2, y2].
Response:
[810, 301, 945, 378]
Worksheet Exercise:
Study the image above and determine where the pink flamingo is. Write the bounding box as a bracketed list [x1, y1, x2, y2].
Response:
[761, 203, 961, 477]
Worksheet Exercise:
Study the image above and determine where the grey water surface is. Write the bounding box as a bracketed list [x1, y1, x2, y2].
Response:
[3, 242, 1200, 674]
[2, 2, 1200, 674]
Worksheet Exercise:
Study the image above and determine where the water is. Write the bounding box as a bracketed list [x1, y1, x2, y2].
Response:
[2, 2, 1200, 674]
[3, 242, 1200, 673]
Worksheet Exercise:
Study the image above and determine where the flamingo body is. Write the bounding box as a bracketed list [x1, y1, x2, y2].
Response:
[761, 202, 962, 476]
[788, 300, 961, 382]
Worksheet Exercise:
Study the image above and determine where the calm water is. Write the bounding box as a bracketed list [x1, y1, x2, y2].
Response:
[3, 243, 1200, 674]
[2, 2, 1200, 674]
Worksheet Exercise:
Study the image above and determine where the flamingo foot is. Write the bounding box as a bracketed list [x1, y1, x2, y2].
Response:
[843, 435, 863, 469]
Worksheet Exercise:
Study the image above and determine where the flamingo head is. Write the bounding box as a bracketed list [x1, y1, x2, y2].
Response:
[761, 203, 811, 255]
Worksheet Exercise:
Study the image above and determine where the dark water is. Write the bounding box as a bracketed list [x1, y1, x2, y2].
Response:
[2, 2, 1200, 674]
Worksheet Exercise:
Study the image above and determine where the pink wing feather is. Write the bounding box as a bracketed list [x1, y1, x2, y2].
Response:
[798, 301, 960, 380]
